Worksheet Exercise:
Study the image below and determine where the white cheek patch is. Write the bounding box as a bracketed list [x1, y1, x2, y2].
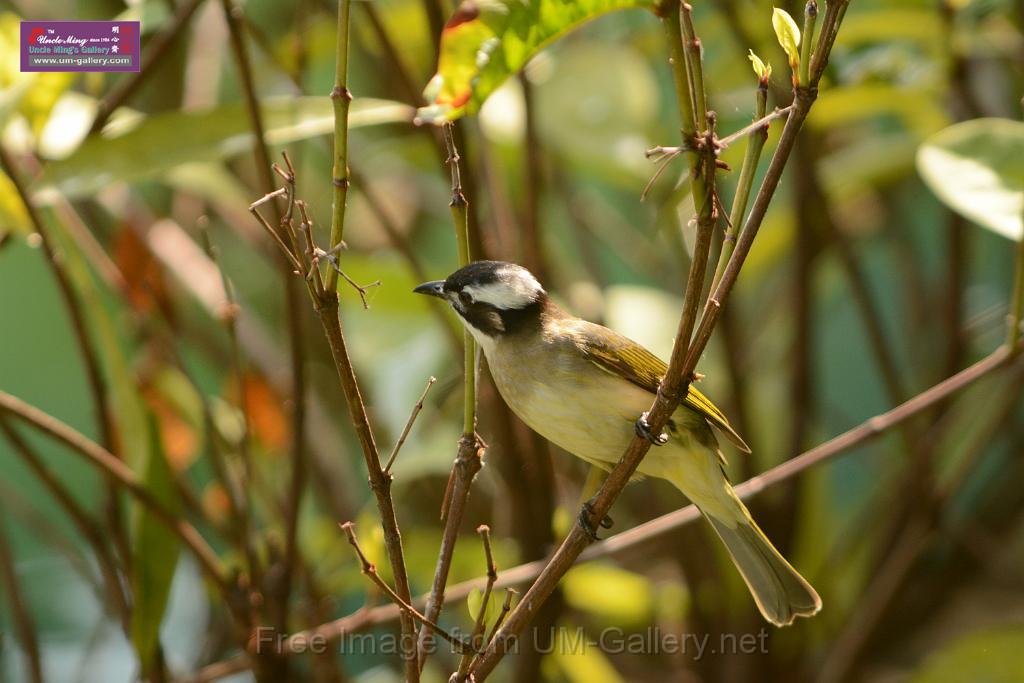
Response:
[462, 270, 543, 310]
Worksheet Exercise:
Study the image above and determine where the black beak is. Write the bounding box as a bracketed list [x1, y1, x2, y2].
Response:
[413, 280, 446, 298]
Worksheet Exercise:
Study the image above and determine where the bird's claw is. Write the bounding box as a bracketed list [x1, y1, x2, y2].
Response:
[578, 501, 614, 541]
[635, 412, 668, 445]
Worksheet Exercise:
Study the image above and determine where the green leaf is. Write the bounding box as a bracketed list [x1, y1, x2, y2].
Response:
[748, 49, 772, 81]
[545, 620, 625, 683]
[0, 170, 30, 235]
[466, 587, 504, 626]
[917, 118, 1024, 241]
[911, 626, 1024, 683]
[131, 415, 182, 675]
[37, 97, 413, 199]
[563, 563, 654, 627]
[416, 0, 658, 124]
[772, 7, 801, 70]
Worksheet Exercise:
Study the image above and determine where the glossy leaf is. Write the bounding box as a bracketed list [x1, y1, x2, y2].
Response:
[417, 0, 658, 124]
[38, 97, 413, 199]
[917, 118, 1024, 241]
[130, 416, 182, 675]
[772, 7, 801, 70]
[748, 49, 772, 81]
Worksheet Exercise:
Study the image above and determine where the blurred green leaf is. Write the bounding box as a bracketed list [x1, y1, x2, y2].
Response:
[0, 170, 30, 235]
[533, 41, 659, 179]
[917, 118, 1024, 241]
[38, 97, 414, 199]
[834, 8, 943, 50]
[545, 620, 625, 683]
[417, 0, 658, 123]
[563, 563, 654, 627]
[130, 416, 182, 674]
[911, 626, 1024, 683]
[811, 84, 947, 139]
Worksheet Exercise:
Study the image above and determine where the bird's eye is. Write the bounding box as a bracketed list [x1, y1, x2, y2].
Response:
[458, 291, 472, 306]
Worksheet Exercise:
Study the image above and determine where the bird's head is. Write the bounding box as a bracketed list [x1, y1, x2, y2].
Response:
[413, 261, 547, 341]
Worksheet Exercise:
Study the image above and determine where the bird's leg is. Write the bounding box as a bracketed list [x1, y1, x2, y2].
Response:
[635, 411, 669, 445]
[578, 499, 614, 541]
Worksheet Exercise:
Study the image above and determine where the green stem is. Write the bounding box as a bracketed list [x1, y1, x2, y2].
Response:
[326, 0, 352, 293]
[711, 83, 768, 293]
[799, 1, 819, 88]
[453, 199, 477, 435]
[680, 3, 707, 132]
[1008, 232, 1024, 355]
[663, 1, 697, 139]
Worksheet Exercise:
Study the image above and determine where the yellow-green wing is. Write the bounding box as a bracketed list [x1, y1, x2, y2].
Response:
[574, 322, 751, 453]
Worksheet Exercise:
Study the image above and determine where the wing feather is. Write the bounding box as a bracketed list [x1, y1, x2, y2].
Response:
[573, 322, 751, 453]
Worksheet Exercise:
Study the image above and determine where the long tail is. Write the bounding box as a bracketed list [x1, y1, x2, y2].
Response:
[703, 509, 821, 626]
[664, 450, 821, 626]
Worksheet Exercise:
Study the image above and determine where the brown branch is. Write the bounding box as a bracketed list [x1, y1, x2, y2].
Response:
[0, 390, 231, 595]
[417, 432, 486, 668]
[465, 3, 721, 676]
[467, 5, 849, 678]
[89, 0, 207, 135]
[186, 338, 1023, 682]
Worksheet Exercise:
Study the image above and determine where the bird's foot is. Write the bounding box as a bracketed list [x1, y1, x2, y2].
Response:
[578, 500, 614, 541]
[635, 412, 669, 445]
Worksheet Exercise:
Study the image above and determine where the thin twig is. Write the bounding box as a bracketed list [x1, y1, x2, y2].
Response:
[384, 376, 437, 474]
[0, 516, 43, 683]
[0, 417, 130, 626]
[341, 523, 475, 655]
[418, 432, 486, 668]
[456, 526, 498, 679]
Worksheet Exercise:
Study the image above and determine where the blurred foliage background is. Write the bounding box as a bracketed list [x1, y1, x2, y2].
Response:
[1, 0, 1024, 681]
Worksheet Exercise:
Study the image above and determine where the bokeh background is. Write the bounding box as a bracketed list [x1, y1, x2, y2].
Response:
[1, 0, 1023, 681]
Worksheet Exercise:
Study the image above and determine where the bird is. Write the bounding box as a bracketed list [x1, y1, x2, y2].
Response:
[414, 260, 821, 627]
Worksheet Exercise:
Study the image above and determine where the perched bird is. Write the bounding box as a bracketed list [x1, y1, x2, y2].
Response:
[414, 260, 821, 627]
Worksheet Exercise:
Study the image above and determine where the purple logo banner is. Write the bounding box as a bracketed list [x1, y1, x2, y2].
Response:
[21, 21, 140, 73]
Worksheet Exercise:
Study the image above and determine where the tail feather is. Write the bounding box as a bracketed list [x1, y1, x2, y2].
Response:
[704, 512, 821, 626]
[659, 441, 821, 626]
